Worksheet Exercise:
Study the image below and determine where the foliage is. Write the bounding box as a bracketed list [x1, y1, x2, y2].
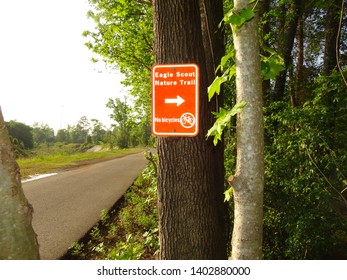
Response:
[64, 160, 159, 260]
[206, 101, 247, 146]
[222, 7, 255, 30]
[106, 97, 151, 148]
[260, 46, 285, 80]
[90, 118, 107, 144]
[32, 123, 55, 146]
[6, 112, 150, 159]
[68, 116, 91, 144]
[106, 98, 131, 148]
[262, 72, 347, 259]
[83, 0, 153, 133]
[6, 120, 34, 150]
[56, 128, 70, 143]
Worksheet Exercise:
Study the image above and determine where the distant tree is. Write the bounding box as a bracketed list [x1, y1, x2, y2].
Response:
[90, 118, 106, 144]
[56, 128, 70, 143]
[107, 98, 131, 148]
[0, 109, 40, 259]
[323, 0, 340, 75]
[129, 116, 152, 147]
[32, 123, 55, 146]
[84, 0, 153, 149]
[272, 0, 302, 102]
[83, 0, 153, 115]
[6, 120, 34, 150]
[69, 116, 91, 144]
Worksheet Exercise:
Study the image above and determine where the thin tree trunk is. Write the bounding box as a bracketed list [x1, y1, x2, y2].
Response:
[0, 108, 40, 259]
[322, 2, 341, 151]
[199, 0, 229, 244]
[323, 1, 340, 75]
[259, 0, 271, 105]
[293, 13, 304, 107]
[273, 0, 301, 102]
[153, 0, 227, 259]
[230, 0, 264, 259]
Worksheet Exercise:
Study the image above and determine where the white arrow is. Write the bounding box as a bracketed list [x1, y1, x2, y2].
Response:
[165, 95, 185, 106]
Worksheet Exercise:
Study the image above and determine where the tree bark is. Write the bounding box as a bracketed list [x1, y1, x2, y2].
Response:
[153, 0, 227, 259]
[323, 1, 340, 75]
[273, 0, 301, 102]
[293, 12, 304, 107]
[230, 0, 264, 259]
[0, 108, 40, 259]
[259, 0, 271, 105]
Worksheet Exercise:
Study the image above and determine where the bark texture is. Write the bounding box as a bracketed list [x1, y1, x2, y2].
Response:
[323, 1, 340, 75]
[153, 0, 227, 259]
[231, 0, 264, 259]
[0, 108, 40, 259]
[273, 0, 301, 101]
[259, 0, 271, 104]
[293, 12, 304, 107]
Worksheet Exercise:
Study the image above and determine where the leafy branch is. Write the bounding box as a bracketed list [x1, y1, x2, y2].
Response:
[206, 101, 247, 146]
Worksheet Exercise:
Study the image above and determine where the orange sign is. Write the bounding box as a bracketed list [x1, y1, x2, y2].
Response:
[152, 64, 199, 136]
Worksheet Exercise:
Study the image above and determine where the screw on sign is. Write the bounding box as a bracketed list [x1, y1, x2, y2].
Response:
[151, 64, 199, 136]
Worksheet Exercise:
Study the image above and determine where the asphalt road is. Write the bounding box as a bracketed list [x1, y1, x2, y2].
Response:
[22, 152, 149, 260]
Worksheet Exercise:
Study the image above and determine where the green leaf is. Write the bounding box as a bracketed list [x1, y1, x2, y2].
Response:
[261, 55, 285, 80]
[207, 101, 247, 146]
[224, 187, 233, 202]
[208, 75, 228, 101]
[224, 8, 255, 28]
[220, 52, 234, 68]
[216, 51, 234, 74]
[229, 64, 236, 79]
[220, 8, 234, 28]
[263, 45, 278, 56]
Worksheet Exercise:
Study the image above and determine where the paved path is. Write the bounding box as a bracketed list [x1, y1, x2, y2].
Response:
[22, 152, 148, 260]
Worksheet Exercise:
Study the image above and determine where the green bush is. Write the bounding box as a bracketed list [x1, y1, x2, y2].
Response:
[262, 73, 347, 259]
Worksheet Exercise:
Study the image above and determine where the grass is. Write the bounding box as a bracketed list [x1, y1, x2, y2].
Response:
[18, 146, 145, 179]
[62, 161, 159, 260]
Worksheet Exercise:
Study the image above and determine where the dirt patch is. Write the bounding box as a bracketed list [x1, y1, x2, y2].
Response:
[86, 145, 110, 153]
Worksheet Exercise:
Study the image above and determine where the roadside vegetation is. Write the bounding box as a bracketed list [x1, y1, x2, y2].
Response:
[62, 159, 158, 260]
[6, 107, 153, 179]
[18, 145, 144, 179]
[6, 98, 153, 159]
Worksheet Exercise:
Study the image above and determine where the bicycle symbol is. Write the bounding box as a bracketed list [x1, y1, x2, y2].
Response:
[180, 113, 196, 128]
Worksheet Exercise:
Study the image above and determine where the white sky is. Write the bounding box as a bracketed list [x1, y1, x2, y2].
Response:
[0, 0, 126, 132]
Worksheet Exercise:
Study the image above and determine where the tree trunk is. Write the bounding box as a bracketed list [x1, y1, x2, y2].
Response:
[0, 108, 40, 259]
[273, 0, 301, 102]
[259, 0, 271, 105]
[293, 12, 304, 107]
[153, 0, 227, 259]
[323, 1, 340, 75]
[230, 0, 264, 259]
